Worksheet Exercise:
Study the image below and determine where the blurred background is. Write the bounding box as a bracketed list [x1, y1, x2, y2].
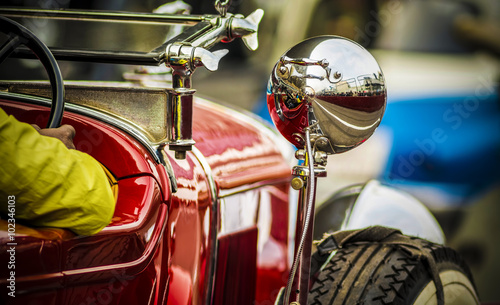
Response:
[1, 0, 499, 301]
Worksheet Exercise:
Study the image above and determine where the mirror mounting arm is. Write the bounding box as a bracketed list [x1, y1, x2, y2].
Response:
[284, 128, 329, 304]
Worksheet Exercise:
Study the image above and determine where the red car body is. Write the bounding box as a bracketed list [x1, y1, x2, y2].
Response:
[0, 95, 293, 305]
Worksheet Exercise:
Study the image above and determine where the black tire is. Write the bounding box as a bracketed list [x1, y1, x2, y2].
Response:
[308, 237, 479, 305]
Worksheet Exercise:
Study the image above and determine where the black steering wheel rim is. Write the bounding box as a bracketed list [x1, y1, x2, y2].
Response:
[0, 15, 65, 128]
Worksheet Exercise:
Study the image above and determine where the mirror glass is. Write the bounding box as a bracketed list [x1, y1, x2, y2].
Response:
[267, 36, 386, 154]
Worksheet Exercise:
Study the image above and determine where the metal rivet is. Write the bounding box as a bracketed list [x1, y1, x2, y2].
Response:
[291, 177, 304, 190]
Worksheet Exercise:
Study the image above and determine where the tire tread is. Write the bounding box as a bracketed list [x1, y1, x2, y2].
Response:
[308, 237, 477, 305]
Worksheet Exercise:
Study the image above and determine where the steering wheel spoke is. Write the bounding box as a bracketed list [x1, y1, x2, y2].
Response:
[0, 35, 22, 64]
[0, 15, 65, 128]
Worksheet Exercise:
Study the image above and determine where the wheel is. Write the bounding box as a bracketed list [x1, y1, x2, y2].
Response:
[308, 230, 479, 305]
[0, 16, 65, 128]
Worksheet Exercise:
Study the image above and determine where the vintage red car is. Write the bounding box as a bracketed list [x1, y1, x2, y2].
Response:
[0, 1, 480, 305]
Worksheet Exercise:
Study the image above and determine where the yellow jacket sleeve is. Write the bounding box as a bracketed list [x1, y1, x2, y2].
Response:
[0, 108, 115, 235]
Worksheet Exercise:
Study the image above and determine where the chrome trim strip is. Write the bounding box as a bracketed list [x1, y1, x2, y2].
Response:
[0, 91, 162, 164]
[191, 146, 218, 305]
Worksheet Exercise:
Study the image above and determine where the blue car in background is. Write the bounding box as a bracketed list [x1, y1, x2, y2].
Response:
[371, 0, 500, 209]
[375, 52, 499, 208]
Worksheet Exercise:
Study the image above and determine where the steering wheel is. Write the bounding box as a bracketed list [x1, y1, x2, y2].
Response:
[0, 16, 65, 128]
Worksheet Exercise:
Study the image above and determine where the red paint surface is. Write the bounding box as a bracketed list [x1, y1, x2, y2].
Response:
[191, 100, 292, 304]
[0, 98, 293, 305]
[214, 227, 258, 305]
[192, 100, 292, 189]
[255, 185, 291, 304]
[163, 149, 212, 305]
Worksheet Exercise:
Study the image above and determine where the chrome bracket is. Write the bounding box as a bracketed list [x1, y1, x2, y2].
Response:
[162, 42, 229, 159]
[292, 165, 327, 178]
[159, 6, 263, 159]
[284, 128, 330, 304]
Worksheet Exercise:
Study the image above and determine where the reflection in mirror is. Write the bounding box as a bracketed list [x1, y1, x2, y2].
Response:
[267, 36, 386, 154]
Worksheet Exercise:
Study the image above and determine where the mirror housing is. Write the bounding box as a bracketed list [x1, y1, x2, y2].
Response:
[267, 36, 386, 154]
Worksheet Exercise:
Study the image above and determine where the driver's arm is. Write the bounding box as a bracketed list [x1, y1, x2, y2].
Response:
[0, 108, 115, 235]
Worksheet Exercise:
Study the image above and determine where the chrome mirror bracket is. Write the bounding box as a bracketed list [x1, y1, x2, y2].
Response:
[284, 128, 330, 305]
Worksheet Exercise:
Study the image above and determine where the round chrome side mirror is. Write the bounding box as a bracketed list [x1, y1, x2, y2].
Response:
[267, 36, 386, 154]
